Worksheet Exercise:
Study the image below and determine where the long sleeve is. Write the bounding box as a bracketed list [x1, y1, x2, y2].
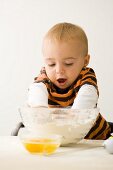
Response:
[72, 84, 98, 109]
[27, 82, 48, 107]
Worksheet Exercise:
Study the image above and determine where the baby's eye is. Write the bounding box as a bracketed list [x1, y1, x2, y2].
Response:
[65, 63, 73, 66]
[48, 64, 55, 67]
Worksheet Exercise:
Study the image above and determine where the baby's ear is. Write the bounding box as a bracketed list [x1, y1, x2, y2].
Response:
[84, 54, 90, 66]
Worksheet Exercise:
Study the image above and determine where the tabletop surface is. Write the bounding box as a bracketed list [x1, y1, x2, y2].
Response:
[0, 136, 113, 170]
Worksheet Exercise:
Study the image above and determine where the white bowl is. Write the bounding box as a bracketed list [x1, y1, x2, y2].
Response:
[19, 106, 99, 145]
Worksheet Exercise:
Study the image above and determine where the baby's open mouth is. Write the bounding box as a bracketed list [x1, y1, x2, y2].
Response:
[57, 78, 67, 84]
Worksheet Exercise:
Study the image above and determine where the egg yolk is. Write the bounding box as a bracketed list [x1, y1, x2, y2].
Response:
[22, 138, 60, 154]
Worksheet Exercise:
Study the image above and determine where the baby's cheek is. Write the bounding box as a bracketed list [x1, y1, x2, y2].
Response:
[47, 73, 55, 82]
[69, 73, 78, 83]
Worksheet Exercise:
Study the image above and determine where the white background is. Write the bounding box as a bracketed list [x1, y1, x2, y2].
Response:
[0, 0, 113, 135]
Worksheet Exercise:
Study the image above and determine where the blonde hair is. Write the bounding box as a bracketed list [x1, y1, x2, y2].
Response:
[43, 22, 88, 57]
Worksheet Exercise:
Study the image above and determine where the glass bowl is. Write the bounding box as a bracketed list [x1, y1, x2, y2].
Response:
[19, 105, 99, 146]
[19, 128, 61, 155]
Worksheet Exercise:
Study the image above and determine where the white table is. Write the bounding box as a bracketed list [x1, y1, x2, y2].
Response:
[0, 136, 113, 170]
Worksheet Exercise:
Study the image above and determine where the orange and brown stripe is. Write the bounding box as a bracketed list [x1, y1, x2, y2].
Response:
[84, 113, 111, 140]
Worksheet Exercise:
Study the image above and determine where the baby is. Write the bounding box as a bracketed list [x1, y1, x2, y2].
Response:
[27, 22, 112, 140]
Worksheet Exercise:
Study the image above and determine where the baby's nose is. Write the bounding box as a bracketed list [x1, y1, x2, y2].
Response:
[56, 64, 64, 74]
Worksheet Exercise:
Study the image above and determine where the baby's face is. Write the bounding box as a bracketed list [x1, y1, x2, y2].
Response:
[43, 40, 89, 89]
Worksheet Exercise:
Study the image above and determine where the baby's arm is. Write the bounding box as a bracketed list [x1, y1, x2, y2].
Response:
[72, 84, 98, 109]
[27, 82, 48, 107]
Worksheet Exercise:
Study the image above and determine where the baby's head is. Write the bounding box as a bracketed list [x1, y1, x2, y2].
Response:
[42, 22, 90, 89]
